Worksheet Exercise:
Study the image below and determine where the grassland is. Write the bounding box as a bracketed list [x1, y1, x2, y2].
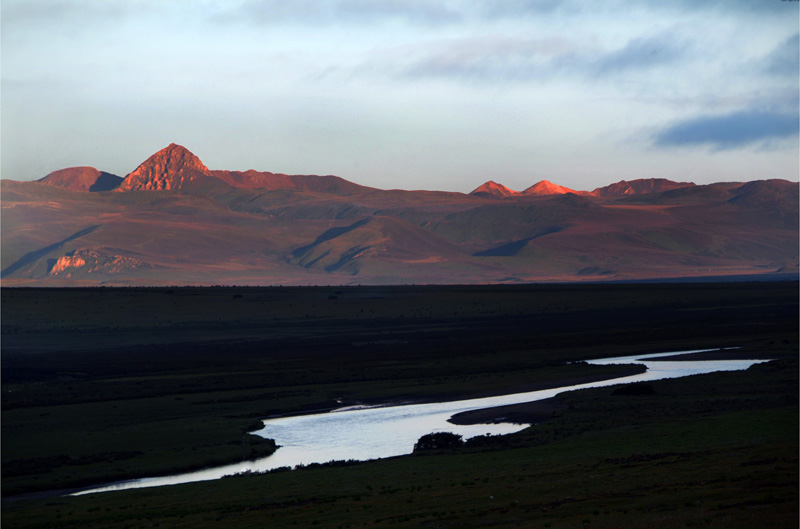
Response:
[1, 282, 797, 527]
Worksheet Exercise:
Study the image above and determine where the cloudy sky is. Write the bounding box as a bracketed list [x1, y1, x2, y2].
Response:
[2, 0, 798, 192]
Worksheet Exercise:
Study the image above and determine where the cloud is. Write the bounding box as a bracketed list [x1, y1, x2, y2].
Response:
[478, 0, 564, 16]
[653, 108, 800, 150]
[644, 0, 793, 14]
[224, 0, 461, 26]
[481, 0, 793, 17]
[337, 0, 462, 23]
[398, 32, 688, 83]
[589, 35, 688, 75]
[761, 33, 800, 78]
[218, 0, 796, 29]
[2, 0, 130, 25]
[401, 37, 573, 82]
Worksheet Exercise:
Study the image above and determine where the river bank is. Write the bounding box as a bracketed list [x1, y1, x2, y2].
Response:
[67, 350, 774, 497]
[449, 396, 566, 425]
[276, 363, 647, 419]
[2, 282, 797, 497]
[4, 355, 796, 529]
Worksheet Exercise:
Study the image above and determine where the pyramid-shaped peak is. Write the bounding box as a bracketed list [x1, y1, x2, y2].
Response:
[470, 180, 518, 198]
[144, 143, 209, 173]
[118, 144, 211, 191]
[522, 180, 578, 196]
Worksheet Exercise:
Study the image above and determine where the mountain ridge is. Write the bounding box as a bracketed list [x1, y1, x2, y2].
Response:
[34, 144, 701, 198]
[592, 178, 695, 197]
[3, 144, 797, 285]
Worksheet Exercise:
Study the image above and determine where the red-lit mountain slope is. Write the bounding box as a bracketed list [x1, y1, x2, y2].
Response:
[2, 145, 796, 285]
[39, 167, 123, 192]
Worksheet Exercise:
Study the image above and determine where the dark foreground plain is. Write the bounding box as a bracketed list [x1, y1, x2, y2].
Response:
[2, 282, 798, 528]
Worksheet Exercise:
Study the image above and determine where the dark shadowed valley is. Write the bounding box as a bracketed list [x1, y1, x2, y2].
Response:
[2, 282, 797, 528]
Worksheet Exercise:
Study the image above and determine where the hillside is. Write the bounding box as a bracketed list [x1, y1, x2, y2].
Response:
[2, 145, 797, 285]
[38, 167, 122, 192]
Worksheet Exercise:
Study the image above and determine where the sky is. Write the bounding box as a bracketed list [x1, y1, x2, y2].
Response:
[2, 0, 798, 193]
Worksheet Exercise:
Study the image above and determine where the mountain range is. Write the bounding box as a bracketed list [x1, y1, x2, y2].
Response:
[2, 143, 797, 285]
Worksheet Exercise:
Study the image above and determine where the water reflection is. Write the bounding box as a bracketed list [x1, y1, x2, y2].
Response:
[73, 349, 766, 495]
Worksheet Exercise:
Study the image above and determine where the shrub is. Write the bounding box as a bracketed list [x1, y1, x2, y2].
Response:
[413, 432, 463, 452]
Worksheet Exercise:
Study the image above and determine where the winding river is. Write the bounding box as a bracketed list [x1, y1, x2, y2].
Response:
[73, 349, 766, 496]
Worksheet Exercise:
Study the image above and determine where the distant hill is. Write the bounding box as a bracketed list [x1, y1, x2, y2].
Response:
[729, 179, 799, 209]
[39, 167, 122, 192]
[470, 181, 518, 198]
[211, 170, 374, 196]
[592, 178, 695, 197]
[472, 178, 694, 199]
[522, 180, 584, 196]
[2, 144, 797, 285]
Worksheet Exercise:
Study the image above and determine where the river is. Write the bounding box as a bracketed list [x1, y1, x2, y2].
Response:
[73, 349, 766, 496]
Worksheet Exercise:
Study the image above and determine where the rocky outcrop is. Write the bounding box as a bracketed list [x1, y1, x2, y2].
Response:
[49, 254, 87, 275]
[592, 178, 695, 197]
[49, 249, 153, 278]
[117, 144, 212, 191]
